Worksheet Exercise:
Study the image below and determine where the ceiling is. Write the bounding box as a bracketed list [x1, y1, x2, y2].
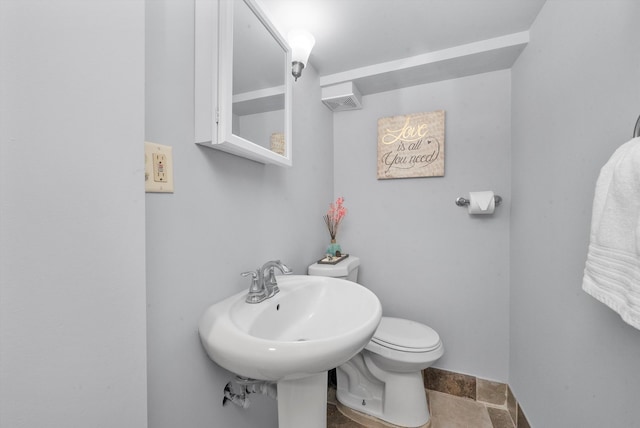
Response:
[259, 0, 547, 95]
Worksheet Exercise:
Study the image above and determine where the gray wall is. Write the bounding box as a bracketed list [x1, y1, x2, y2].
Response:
[145, 1, 334, 427]
[510, 1, 640, 426]
[0, 1, 148, 427]
[334, 70, 512, 382]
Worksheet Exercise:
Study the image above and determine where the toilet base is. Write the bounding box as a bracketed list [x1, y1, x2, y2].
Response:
[336, 354, 430, 427]
[335, 400, 431, 428]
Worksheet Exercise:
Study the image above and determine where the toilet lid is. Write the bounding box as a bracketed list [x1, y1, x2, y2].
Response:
[371, 317, 441, 352]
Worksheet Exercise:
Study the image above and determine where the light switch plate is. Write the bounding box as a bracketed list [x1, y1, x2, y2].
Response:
[145, 141, 174, 193]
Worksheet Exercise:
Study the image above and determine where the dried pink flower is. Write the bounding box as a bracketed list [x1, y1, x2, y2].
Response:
[323, 197, 347, 240]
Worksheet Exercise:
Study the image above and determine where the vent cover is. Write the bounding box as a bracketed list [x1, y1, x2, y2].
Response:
[322, 95, 362, 111]
[321, 82, 363, 112]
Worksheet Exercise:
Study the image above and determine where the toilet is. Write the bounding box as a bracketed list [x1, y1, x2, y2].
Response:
[308, 256, 444, 428]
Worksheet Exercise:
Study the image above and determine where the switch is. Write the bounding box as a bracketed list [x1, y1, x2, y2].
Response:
[145, 141, 174, 193]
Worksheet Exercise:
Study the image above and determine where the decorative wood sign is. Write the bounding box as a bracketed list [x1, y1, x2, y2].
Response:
[377, 110, 445, 179]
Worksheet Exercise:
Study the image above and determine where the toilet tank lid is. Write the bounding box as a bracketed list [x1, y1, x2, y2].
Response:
[371, 317, 441, 351]
[308, 256, 360, 277]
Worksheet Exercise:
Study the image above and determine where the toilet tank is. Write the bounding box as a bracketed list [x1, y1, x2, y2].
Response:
[308, 256, 360, 282]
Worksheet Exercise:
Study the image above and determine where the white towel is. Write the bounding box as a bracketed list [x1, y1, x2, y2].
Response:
[582, 137, 640, 329]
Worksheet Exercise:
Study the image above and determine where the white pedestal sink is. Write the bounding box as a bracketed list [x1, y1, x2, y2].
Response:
[199, 275, 382, 428]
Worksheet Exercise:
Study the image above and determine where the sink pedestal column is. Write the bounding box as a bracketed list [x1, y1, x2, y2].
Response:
[277, 371, 327, 428]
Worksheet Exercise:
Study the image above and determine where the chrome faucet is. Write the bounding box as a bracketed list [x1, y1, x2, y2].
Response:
[241, 260, 293, 303]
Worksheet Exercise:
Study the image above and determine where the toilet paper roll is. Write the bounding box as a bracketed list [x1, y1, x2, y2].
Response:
[468, 191, 495, 215]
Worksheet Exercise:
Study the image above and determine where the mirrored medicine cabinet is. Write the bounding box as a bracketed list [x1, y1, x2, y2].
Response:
[195, 0, 293, 166]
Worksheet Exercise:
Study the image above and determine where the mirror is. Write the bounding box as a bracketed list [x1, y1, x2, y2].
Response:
[195, 0, 292, 167]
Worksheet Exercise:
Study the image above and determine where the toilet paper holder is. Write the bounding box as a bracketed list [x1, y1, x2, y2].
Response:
[455, 195, 502, 207]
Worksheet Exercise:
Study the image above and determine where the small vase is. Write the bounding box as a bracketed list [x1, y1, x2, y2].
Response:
[327, 239, 342, 257]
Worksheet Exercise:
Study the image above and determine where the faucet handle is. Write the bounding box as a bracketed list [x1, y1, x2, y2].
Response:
[242, 270, 267, 304]
[241, 270, 260, 293]
[241, 270, 257, 278]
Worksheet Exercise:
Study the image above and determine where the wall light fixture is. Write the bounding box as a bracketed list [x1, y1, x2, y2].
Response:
[288, 29, 315, 81]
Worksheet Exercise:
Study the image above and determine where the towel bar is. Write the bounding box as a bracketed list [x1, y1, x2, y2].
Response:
[455, 195, 502, 207]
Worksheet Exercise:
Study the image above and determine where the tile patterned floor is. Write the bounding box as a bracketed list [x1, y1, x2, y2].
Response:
[327, 389, 516, 428]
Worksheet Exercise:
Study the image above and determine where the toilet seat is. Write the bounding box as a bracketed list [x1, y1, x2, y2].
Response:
[368, 317, 442, 353]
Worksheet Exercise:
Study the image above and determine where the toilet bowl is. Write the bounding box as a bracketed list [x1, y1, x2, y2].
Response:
[308, 256, 444, 427]
[337, 317, 444, 427]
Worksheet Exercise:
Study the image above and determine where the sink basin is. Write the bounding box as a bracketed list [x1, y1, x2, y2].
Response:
[199, 275, 382, 381]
